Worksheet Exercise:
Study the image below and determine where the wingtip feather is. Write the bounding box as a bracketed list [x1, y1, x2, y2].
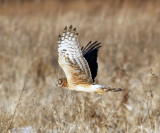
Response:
[73, 27, 76, 33]
[69, 25, 72, 31]
[58, 34, 61, 40]
[64, 26, 67, 31]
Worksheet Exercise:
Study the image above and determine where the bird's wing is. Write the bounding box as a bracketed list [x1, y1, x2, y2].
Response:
[81, 41, 101, 82]
[58, 26, 93, 86]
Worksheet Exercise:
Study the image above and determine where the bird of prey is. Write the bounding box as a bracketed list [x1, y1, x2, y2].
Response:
[57, 25, 122, 94]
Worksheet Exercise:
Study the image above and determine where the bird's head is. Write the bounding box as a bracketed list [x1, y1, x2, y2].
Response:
[56, 78, 68, 88]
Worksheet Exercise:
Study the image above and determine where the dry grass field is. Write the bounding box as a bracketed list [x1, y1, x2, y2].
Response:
[0, 0, 160, 132]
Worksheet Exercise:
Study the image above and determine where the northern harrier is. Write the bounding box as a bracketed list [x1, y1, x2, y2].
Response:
[57, 25, 122, 94]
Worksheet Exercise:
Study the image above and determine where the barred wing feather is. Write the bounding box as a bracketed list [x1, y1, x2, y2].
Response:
[58, 26, 92, 85]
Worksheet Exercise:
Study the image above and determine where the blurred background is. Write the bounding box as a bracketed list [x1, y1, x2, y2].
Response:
[0, 0, 160, 132]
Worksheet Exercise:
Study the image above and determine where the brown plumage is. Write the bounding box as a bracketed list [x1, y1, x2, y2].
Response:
[57, 25, 123, 94]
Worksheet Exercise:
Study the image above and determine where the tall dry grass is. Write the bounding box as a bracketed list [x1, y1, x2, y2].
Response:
[0, 0, 160, 132]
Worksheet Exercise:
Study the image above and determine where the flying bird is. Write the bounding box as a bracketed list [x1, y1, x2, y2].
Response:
[57, 25, 122, 94]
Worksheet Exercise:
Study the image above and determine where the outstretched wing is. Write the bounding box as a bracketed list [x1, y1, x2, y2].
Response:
[81, 41, 101, 82]
[58, 26, 93, 86]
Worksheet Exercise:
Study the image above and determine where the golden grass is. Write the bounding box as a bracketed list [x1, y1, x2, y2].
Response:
[0, 0, 160, 132]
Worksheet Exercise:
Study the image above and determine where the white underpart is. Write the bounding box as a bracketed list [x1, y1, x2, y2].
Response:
[71, 84, 104, 93]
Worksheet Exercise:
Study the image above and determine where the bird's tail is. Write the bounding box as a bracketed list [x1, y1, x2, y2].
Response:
[104, 87, 123, 92]
[96, 85, 123, 95]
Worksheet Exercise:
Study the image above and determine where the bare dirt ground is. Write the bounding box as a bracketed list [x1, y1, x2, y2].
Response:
[0, 0, 160, 132]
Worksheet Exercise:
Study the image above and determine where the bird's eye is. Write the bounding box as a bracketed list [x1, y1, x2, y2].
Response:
[58, 79, 62, 85]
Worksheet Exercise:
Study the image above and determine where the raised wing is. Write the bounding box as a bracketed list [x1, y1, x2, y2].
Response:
[81, 41, 101, 82]
[58, 26, 93, 86]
